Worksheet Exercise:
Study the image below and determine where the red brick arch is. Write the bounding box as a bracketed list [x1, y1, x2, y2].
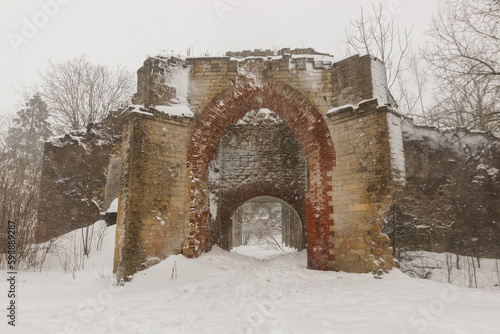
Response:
[220, 179, 306, 250]
[186, 82, 336, 270]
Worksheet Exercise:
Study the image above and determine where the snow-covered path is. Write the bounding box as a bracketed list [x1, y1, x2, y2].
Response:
[2, 226, 500, 334]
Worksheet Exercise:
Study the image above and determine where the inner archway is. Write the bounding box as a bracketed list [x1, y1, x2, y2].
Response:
[186, 82, 336, 270]
[230, 196, 303, 257]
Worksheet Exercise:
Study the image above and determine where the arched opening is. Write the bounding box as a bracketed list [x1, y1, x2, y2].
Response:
[186, 82, 336, 270]
[229, 196, 303, 258]
[208, 108, 308, 251]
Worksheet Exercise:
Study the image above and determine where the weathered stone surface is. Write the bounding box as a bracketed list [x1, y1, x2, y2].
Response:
[327, 101, 403, 273]
[114, 112, 192, 279]
[112, 50, 402, 280]
[387, 121, 500, 259]
[36, 112, 123, 242]
[210, 115, 307, 250]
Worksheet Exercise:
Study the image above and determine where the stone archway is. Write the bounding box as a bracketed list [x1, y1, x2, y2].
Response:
[229, 196, 303, 251]
[112, 53, 404, 281]
[186, 82, 336, 270]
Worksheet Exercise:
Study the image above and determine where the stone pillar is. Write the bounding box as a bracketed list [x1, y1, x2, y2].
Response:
[326, 99, 404, 273]
[230, 213, 235, 248]
[113, 110, 192, 281]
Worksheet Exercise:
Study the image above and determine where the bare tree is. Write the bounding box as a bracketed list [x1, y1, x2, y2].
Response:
[0, 146, 41, 268]
[344, 4, 412, 91]
[427, 74, 499, 132]
[423, 0, 500, 133]
[0, 114, 10, 144]
[0, 94, 53, 269]
[423, 0, 500, 80]
[397, 51, 429, 123]
[39, 55, 135, 133]
[0, 94, 52, 269]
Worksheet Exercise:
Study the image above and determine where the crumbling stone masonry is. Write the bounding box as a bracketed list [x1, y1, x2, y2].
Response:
[387, 122, 500, 259]
[36, 113, 122, 242]
[112, 49, 406, 280]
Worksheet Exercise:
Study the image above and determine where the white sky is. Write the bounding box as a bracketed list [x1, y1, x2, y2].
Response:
[0, 0, 443, 116]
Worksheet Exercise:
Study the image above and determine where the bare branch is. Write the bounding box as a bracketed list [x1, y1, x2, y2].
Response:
[423, 0, 500, 134]
[39, 55, 135, 132]
[344, 4, 412, 91]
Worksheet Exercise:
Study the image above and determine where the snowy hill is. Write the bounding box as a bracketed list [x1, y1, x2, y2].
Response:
[2, 223, 500, 334]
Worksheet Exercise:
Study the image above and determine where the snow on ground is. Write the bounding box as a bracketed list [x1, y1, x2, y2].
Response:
[399, 251, 500, 290]
[2, 224, 500, 334]
[231, 245, 297, 260]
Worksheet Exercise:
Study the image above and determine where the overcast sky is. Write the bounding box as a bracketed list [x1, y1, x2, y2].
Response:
[0, 0, 444, 117]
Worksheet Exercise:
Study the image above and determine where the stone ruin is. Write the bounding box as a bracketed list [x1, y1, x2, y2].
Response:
[36, 48, 500, 281]
[390, 123, 500, 259]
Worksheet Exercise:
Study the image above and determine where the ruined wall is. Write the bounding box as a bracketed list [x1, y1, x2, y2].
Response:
[36, 113, 122, 242]
[388, 121, 500, 258]
[209, 109, 308, 248]
[132, 56, 188, 108]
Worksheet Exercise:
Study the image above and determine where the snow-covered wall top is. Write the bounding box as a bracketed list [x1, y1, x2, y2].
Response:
[129, 49, 392, 123]
[402, 119, 500, 158]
